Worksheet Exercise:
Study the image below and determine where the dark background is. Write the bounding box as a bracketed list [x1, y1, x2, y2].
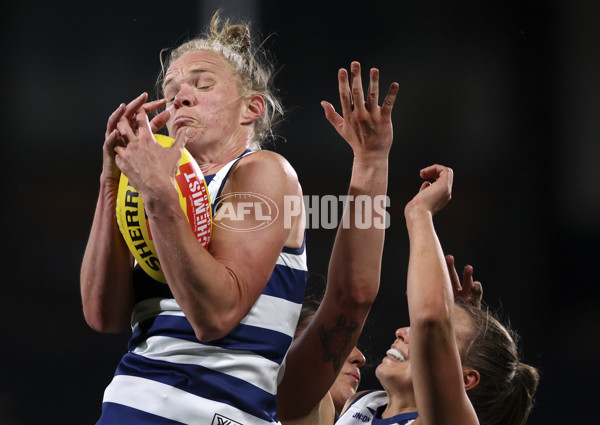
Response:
[2, 0, 599, 424]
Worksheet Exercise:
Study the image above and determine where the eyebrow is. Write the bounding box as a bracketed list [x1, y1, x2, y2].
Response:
[163, 68, 216, 89]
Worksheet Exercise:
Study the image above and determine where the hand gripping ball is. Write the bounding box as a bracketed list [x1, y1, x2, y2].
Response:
[115, 134, 212, 283]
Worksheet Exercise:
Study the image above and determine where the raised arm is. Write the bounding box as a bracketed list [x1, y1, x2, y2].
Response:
[80, 94, 169, 332]
[404, 165, 479, 425]
[277, 61, 398, 420]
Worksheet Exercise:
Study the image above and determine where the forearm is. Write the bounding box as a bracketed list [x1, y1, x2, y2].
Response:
[280, 155, 388, 418]
[405, 207, 454, 326]
[404, 184, 478, 425]
[144, 186, 281, 341]
[326, 154, 388, 306]
[80, 176, 134, 332]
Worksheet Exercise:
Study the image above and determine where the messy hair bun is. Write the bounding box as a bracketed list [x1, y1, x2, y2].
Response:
[215, 18, 251, 55]
[159, 10, 283, 150]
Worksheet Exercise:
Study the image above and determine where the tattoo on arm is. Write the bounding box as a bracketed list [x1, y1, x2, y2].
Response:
[318, 315, 359, 372]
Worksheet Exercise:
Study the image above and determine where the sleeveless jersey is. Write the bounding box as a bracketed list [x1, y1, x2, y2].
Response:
[336, 390, 418, 425]
[97, 151, 308, 425]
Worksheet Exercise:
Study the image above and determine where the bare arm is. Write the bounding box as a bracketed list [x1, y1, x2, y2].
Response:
[80, 94, 169, 332]
[404, 165, 479, 425]
[277, 62, 398, 420]
[80, 175, 134, 332]
[149, 151, 301, 342]
[110, 103, 303, 342]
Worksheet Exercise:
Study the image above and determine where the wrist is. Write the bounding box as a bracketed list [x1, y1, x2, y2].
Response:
[352, 153, 389, 172]
[404, 201, 433, 223]
[141, 181, 180, 218]
[99, 172, 121, 192]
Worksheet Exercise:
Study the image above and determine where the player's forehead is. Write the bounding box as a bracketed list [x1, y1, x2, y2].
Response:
[164, 50, 231, 86]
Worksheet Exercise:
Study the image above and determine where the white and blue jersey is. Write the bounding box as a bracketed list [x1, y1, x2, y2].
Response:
[97, 151, 308, 425]
[336, 390, 418, 425]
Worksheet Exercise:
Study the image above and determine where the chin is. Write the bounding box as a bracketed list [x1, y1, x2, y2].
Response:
[376, 365, 412, 392]
[375, 363, 385, 381]
[375, 361, 399, 381]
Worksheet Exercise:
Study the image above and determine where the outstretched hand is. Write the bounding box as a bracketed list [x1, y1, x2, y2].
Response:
[446, 254, 483, 308]
[321, 61, 399, 158]
[405, 164, 454, 217]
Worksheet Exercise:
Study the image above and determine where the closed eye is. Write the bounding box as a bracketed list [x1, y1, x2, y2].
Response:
[196, 77, 215, 90]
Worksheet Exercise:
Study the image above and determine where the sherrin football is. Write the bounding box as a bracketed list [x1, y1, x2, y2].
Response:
[115, 134, 212, 283]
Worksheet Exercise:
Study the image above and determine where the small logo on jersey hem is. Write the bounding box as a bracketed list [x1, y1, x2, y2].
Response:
[211, 413, 244, 425]
[352, 411, 372, 422]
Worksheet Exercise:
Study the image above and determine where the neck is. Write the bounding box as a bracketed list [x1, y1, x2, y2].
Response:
[185, 135, 252, 176]
[381, 388, 417, 419]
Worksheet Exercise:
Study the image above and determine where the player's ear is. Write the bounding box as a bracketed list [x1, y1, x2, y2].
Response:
[242, 94, 265, 124]
[463, 368, 480, 391]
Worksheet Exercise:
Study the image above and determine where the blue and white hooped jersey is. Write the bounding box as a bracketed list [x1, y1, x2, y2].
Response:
[336, 390, 418, 425]
[97, 151, 308, 425]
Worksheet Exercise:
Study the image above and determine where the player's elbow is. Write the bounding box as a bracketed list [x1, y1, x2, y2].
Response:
[193, 328, 226, 343]
[83, 309, 128, 334]
[410, 305, 453, 335]
[339, 281, 379, 311]
[191, 315, 238, 342]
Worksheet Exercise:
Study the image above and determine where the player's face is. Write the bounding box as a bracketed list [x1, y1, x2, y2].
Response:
[163, 50, 247, 152]
[329, 346, 366, 412]
[375, 306, 474, 391]
[375, 326, 412, 389]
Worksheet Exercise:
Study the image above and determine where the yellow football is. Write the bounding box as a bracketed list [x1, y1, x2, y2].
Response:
[115, 134, 212, 283]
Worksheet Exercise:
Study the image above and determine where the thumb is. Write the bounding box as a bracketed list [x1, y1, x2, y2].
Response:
[167, 130, 188, 176]
[171, 127, 190, 156]
[321, 101, 344, 133]
[419, 181, 431, 192]
[150, 110, 171, 133]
